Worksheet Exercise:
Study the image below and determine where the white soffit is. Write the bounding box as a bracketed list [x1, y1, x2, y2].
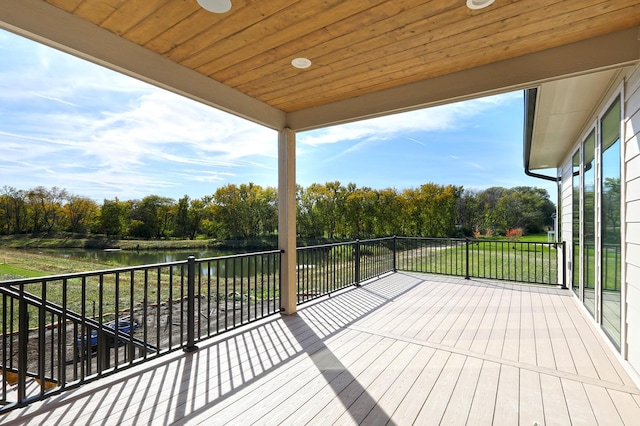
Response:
[530, 69, 619, 169]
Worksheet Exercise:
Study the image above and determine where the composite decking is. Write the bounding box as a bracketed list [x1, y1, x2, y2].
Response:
[3, 272, 639, 425]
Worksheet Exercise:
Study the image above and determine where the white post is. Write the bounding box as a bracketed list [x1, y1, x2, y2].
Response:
[278, 128, 297, 315]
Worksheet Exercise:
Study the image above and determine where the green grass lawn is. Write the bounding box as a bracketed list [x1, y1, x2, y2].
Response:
[0, 262, 43, 279]
[475, 233, 551, 243]
[519, 233, 552, 242]
[396, 238, 560, 285]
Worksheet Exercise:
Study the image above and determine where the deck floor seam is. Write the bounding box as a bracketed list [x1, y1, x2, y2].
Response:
[348, 324, 640, 395]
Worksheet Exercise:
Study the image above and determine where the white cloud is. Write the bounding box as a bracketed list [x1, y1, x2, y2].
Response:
[298, 92, 519, 147]
[0, 29, 278, 199]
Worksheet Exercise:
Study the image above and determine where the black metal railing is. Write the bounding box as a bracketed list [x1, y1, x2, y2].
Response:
[1, 236, 566, 412]
[396, 237, 564, 285]
[0, 250, 281, 411]
[295, 237, 397, 304]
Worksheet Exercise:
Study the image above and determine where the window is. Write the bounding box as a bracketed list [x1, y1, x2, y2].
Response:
[583, 131, 596, 317]
[572, 150, 580, 296]
[600, 97, 621, 347]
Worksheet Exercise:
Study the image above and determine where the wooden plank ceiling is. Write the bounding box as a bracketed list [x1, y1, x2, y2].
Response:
[3, 0, 640, 130]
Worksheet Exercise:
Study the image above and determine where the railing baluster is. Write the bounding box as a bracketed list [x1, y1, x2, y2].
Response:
[17, 285, 28, 404]
[355, 240, 361, 287]
[198, 263, 203, 338]
[562, 242, 567, 289]
[465, 239, 470, 279]
[168, 267, 174, 350]
[184, 256, 197, 353]
[2, 294, 7, 402]
[216, 259, 220, 335]
[156, 267, 161, 356]
[38, 280, 46, 395]
[114, 272, 120, 367]
[81, 276, 87, 378]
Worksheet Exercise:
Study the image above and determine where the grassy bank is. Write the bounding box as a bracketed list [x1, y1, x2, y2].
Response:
[0, 233, 217, 250]
[0, 248, 123, 280]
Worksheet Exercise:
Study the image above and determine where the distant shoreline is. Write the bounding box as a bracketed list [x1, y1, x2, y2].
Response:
[0, 233, 279, 251]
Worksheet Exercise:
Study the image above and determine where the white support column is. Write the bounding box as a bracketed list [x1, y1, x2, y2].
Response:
[278, 128, 297, 315]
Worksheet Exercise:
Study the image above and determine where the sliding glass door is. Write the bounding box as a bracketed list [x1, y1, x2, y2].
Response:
[572, 150, 580, 296]
[583, 131, 596, 316]
[600, 97, 621, 348]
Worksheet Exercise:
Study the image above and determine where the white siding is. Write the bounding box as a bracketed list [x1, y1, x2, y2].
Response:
[628, 176, 640, 202]
[624, 64, 640, 372]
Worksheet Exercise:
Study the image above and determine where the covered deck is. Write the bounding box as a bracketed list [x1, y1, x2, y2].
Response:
[3, 272, 638, 425]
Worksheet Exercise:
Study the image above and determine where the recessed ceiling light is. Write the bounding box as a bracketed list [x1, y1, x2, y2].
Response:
[466, 0, 495, 10]
[197, 0, 232, 13]
[291, 58, 312, 69]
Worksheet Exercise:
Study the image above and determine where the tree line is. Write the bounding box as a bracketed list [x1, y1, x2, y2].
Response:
[0, 183, 555, 241]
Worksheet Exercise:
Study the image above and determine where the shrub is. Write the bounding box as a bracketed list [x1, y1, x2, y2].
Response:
[505, 228, 524, 241]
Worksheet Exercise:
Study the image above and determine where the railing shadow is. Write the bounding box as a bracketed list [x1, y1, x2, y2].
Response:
[2, 272, 427, 425]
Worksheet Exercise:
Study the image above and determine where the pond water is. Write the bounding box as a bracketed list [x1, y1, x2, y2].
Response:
[35, 248, 246, 267]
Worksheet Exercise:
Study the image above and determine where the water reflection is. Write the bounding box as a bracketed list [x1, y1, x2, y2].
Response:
[35, 248, 238, 267]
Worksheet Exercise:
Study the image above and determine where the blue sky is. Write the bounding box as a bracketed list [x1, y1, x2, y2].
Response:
[0, 29, 556, 202]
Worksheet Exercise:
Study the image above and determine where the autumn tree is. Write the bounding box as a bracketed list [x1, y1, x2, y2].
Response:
[495, 186, 555, 234]
[129, 195, 175, 239]
[99, 198, 129, 237]
[64, 195, 99, 233]
[211, 183, 277, 239]
[0, 186, 28, 234]
[26, 186, 68, 234]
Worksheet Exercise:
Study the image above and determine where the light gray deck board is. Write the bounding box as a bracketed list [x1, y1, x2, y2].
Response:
[540, 291, 577, 375]
[484, 284, 510, 358]
[389, 349, 451, 425]
[3, 272, 639, 426]
[492, 364, 520, 425]
[501, 284, 521, 363]
[468, 283, 505, 354]
[519, 369, 544, 425]
[466, 360, 500, 425]
[440, 356, 483, 425]
[360, 345, 436, 425]
[413, 352, 466, 424]
[540, 374, 571, 426]
[584, 383, 625, 425]
[532, 290, 556, 370]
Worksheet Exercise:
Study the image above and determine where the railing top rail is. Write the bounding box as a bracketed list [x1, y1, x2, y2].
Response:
[297, 240, 358, 251]
[396, 236, 562, 246]
[465, 239, 561, 245]
[357, 236, 395, 244]
[196, 249, 283, 263]
[395, 236, 466, 242]
[297, 236, 396, 252]
[0, 249, 284, 287]
[0, 258, 190, 287]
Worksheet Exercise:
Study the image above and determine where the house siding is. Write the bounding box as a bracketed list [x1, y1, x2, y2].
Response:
[624, 64, 640, 371]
